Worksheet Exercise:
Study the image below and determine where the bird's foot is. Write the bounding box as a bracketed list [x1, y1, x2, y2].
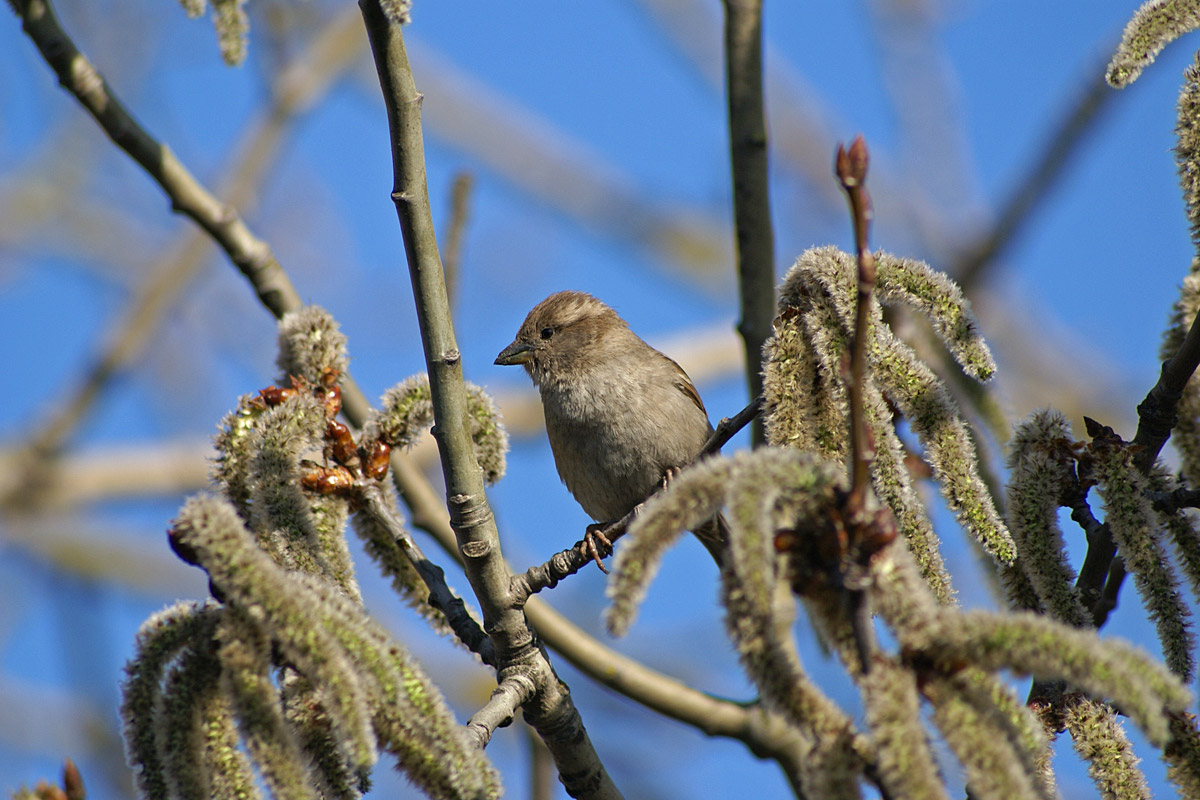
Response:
[661, 466, 682, 491]
[579, 523, 615, 573]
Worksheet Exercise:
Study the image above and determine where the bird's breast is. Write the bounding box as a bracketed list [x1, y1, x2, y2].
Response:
[538, 371, 710, 521]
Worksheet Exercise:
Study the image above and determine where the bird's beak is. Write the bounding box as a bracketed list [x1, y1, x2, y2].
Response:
[495, 341, 534, 366]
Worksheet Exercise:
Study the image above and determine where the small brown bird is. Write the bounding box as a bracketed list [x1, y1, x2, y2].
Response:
[495, 291, 725, 567]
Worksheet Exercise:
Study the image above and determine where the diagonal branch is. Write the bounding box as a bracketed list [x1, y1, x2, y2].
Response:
[12, 0, 299, 320]
[512, 394, 764, 596]
[4, 2, 365, 505]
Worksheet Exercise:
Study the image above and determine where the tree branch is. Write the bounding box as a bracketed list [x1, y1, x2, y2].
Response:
[722, 0, 775, 445]
[357, 482, 495, 664]
[12, 0, 300, 319]
[1134, 306, 1200, 471]
[465, 672, 537, 749]
[6, 0, 364, 499]
[357, 4, 622, 796]
[1069, 304, 1200, 630]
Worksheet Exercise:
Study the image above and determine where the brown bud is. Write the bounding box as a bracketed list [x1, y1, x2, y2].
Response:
[62, 760, 85, 800]
[320, 382, 343, 418]
[301, 464, 356, 496]
[327, 419, 357, 465]
[254, 383, 297, 408]
[363, 440, 392, 481]
[847, 134, 869, 182]
[835, 143, 853, 185]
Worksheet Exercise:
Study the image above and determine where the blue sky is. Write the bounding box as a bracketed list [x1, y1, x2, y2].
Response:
[2, 1, 1200, 797]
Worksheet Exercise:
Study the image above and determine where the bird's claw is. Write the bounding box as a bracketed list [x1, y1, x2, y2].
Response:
[579, 523, 614, 573]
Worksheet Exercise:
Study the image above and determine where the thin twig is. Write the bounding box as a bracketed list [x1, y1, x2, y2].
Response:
[358, 483, 495, 664]
[722, 0, 775, 445]
[527, 723, 555, 800]
[1150, 486, 1200, 513]
[1093, 557, 1127, 629]
[701, 394, 765, 456]
[1070, 305, 1200, 628]
[1067, 474, 1114, 627]
[12, 0, 301, 319]
[464, 672, 537, 749]
[836, 136, 877, 508]
[1134, 306, 1200, 472]
[836, 135, 880, 673]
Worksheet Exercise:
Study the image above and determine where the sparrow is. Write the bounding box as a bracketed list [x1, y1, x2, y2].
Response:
[495, 291, 725, 567]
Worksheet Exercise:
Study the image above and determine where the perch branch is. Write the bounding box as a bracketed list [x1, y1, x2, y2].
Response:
[513, 394, 764, 596]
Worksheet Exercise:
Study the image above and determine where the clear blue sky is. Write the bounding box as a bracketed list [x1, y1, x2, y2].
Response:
[1, 1, 1198, 797]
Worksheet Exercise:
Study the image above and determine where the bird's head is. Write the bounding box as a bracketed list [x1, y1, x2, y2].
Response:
[494, 291, 628, 387]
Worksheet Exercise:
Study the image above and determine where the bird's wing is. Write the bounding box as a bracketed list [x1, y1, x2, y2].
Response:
[665, 355, 707, 416]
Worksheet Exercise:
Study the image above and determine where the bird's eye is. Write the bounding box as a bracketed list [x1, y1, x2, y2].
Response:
[540, 327, 554, 340]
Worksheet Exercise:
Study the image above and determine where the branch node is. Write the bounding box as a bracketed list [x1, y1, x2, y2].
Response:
[461, 539, 491, 559]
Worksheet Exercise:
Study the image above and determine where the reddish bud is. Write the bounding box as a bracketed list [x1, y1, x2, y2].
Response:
[321, 382, 343, 418]
[301, 464, 356, 496]
[847, 135, 869, 182]
[363, 440, 392, 481]
[327, 419, 357, 465]
[255, 384, 297, 408]
[62, 760, 85, 800]
[835, 135, 869, 188]
[835, 143, 853, 184]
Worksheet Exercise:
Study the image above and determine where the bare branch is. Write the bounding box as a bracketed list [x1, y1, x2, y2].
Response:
[358, 482, 495, 664]
[357, 3, 621, 796]
[6, 0, 364, 497]
[12, 0, 301, 319]
[722, 0, 775, 445]
[464, 672, 537, 750]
